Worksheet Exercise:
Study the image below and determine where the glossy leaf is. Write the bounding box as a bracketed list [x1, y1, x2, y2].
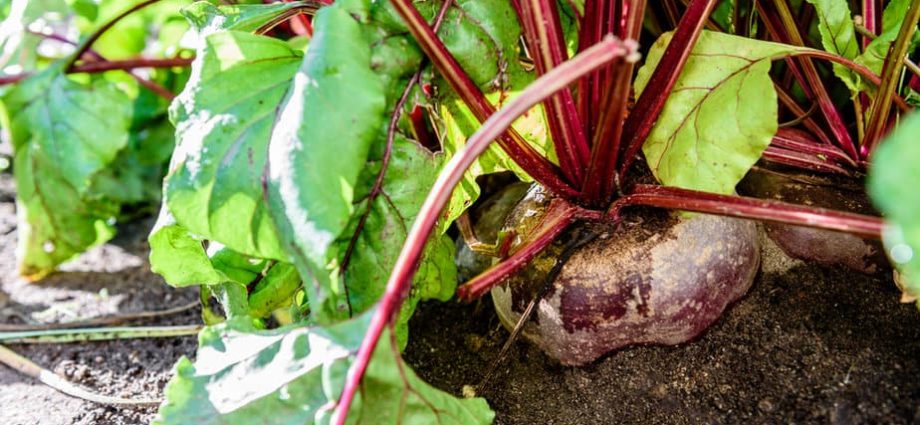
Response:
[868, 113, 920, 306]
[266, 0, 386, 324]
[637, 31, 801, 194]
[181, 1, 309, 40]
[166, 30, 300, 260]
[154, 313, 493, 425]
[1, 64, 132, 277]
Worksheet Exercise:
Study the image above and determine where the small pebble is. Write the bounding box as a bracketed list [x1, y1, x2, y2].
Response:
[758, 398, 775, 412]
[94, 355, 104, 364]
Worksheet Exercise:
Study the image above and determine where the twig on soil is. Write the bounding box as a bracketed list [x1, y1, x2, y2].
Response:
[0, 300, 199, 332]
[0, 324, 201, 344]
[0, 344, 162, 406]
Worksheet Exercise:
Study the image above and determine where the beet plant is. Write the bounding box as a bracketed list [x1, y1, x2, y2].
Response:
[0, 0, 916, 423]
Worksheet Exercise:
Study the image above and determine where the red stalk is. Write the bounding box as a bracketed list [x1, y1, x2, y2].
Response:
[66, 0, 162, 72]
[456, 199, 577, 300]
[861, 0, 920, 157]
[583, 0, 646, 204]
[517, 0, 591, 184]
[332, 37, 633, 424]
[761, 0, 859, 161]
[774, 83, 835, 146]
[61, 57, 193, 73]
[388, 0, 579, 198]
[771, 128, 857, 168]
[762, 146, 854, 176]
[617, 0, 717, 187]
[614, 184, 883, 239]
[861, 0, 880, 49]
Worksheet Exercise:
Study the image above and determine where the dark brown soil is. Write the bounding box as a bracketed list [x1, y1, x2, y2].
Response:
[2, 163, 920, 424]
[405, 231, 920, 424]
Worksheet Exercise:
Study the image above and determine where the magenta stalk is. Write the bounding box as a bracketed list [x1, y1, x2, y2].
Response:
[331, 36, 635, 425]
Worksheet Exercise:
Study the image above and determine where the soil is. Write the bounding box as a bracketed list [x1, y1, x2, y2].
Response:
[0, 165, 919, 424]
[405, 231, 920, 424]
[0, 172, 200, 425]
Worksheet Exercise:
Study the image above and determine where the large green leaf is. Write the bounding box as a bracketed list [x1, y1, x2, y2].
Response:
[335, 136, 458, 346]
[868, 113, 920, 306]
[166, 30, 300, 260]
[637, 31, 802, 194]
[266, 0, 386, 324]
[154, 313, 493, 425]
[0, 64, 132, 277]
[804, 0, 860, 89]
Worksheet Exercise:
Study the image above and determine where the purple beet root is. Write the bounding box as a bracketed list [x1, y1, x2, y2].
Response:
[738, 168, 887, 275]
[491, 186, 761, 365]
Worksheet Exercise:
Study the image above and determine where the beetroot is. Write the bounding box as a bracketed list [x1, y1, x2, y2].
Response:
[738, 168, 887, 274]
[491, 185, 761, 365]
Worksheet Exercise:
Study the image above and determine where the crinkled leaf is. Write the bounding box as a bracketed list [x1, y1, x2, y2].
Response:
[868, 113, 920, 306]
[166, 30, 300, 260]
[0, 64, 131, 277]
[154, 313, 493, 425]
[336, 136, 457, 346]
[637, 31, 802, 194]
[266, 0, 386, 324]
[804, 0, 860, 89]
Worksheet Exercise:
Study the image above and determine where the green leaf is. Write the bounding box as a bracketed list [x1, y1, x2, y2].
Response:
[182, 0, 308, 40]
[336, 136, 458, 346]
[154, 313, 493, 425]
[266, 0, 386, 324]
[804, 0, 860, 88]
[637, 31, 802, 194]
[868, 112, 920, 305]
[856, 0, 920, 76]
[149, 209, 225, 287]
[90, 119, 175, 205]
[249, 262, 302, 318]
[166, 30, 300, 260]
[0, 65, 132, 277]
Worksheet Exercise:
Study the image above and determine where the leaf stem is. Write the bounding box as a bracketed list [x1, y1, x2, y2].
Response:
[612, 184, 883, 238]
[517, 0, 591, 184]
[388, 0, 579, 198]
[0, 325, 202, 344]
[757, 0, 859, 161]
[456, 199, 577, 300]
[332, 37, 631, 425]
[338, 0, 455, 316]
[66, 0, 162, 72]
[617, 0, 717, 190]
[861, 0, 920, 157]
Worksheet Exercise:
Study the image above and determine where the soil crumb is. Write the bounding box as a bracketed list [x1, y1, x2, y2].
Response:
[0, 172, 199, 425]
[405, 231, 920, 424]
